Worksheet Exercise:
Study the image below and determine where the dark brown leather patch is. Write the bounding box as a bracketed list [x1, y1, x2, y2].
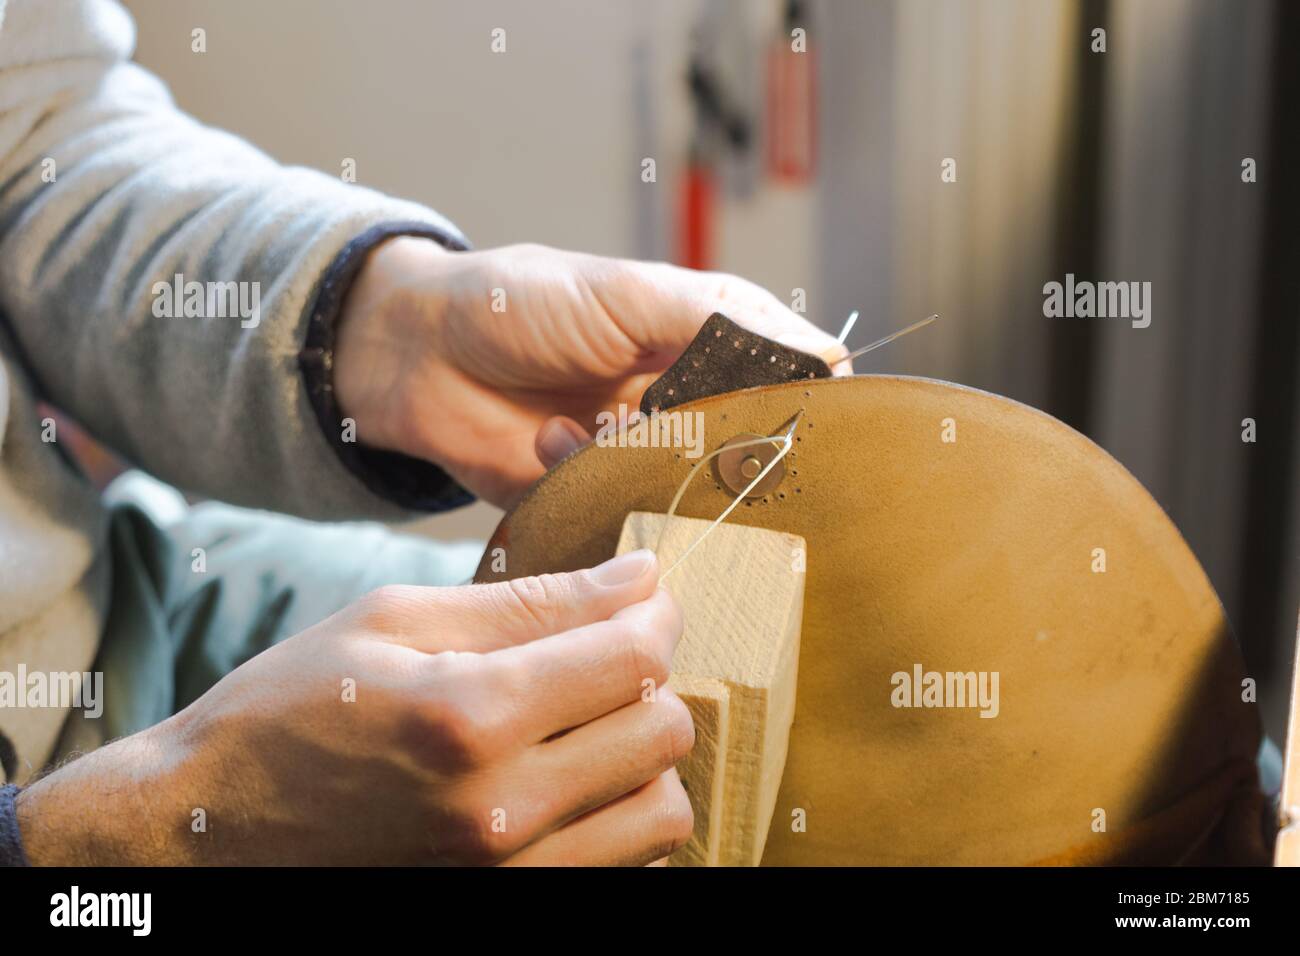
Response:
[640, 313, 833, 415]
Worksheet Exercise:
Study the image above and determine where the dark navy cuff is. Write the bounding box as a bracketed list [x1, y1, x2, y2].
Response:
[299, 220, 477, 514]
[0, 784, 30, 867]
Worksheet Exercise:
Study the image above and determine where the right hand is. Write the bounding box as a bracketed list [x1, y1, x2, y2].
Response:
[17, 549, 695, 865]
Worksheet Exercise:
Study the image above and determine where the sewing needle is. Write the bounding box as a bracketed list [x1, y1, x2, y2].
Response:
[830, 313, 940, 367]
[837, 310, 860, 344]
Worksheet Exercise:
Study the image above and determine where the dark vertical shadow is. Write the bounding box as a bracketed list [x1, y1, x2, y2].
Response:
[1237, 0, 1300, 673]
[1047, 0, 1109, 435]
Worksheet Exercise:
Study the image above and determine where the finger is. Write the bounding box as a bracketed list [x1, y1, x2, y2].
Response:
[444, 684, 690, 861]
[519, 684, 693, 822]
[709, 279, 854, 375]
[501, 768, 693, 867]
[353, 549, 660, 652]
[457, 550, 661, 649]
[492, 586, 682, 736]
[535, 415, 592, 469]
[614, 259, 850, 369]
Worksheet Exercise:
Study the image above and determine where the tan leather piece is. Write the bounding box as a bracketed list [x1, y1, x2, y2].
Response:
[475, 375, 1261, 865]
[1033, 758, 1261, 866]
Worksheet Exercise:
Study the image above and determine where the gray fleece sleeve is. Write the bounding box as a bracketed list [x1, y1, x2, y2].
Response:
[0, 0, 470, 520]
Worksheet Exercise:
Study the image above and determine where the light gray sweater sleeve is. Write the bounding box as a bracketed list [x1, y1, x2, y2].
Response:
[0, 0, 469, 520]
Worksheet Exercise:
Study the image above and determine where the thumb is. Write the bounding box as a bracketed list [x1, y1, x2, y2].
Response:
[436, 549, 661, 651]
[535, 415, 592, 470]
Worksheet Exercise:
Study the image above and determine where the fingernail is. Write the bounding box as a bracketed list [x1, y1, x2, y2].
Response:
[536, 418, 589, 466]
[590, 549, 656, 586]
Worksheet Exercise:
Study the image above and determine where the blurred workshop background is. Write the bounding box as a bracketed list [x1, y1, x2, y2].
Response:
[118, 0, 1297, 740]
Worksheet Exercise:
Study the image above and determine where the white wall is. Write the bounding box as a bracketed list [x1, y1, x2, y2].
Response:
[123, 0, 817, 540]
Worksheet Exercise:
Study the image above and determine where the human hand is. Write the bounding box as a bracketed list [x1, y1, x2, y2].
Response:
[17, 550, 694, 865]
[334, 239, 850, 506]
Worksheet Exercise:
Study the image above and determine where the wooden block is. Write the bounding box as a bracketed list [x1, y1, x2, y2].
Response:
[1277, 610, 1300, 867]
[666, 675, 730, 867]
[617, 511, 805, 866]
[1275, 826, 1300, 868]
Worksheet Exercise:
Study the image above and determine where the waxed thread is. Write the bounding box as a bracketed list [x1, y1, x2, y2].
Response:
[656, 410, 803, 582]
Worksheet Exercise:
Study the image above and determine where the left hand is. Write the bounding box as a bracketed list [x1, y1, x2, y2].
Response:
[334, 238, 850, 507]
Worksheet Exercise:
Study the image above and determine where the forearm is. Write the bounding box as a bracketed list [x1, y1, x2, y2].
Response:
[0, 1, 469, 519]
[13, 725, 188, 866]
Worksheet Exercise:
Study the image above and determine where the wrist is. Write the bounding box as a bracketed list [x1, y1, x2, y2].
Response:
[334, 235, 453, 458]
[16, 722, 192, 866]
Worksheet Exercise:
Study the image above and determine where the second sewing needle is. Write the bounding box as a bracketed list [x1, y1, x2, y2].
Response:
[831, 313, 940, 367]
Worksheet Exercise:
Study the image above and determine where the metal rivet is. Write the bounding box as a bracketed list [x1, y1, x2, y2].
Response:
[715, 433, 786, 498]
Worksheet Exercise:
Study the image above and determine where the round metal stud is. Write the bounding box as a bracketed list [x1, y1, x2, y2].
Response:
[715, 433, 786, 498]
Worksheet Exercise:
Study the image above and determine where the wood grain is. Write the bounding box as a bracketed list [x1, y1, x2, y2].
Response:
[618, 512, 804, 866]
[667, 675, 730, 866]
